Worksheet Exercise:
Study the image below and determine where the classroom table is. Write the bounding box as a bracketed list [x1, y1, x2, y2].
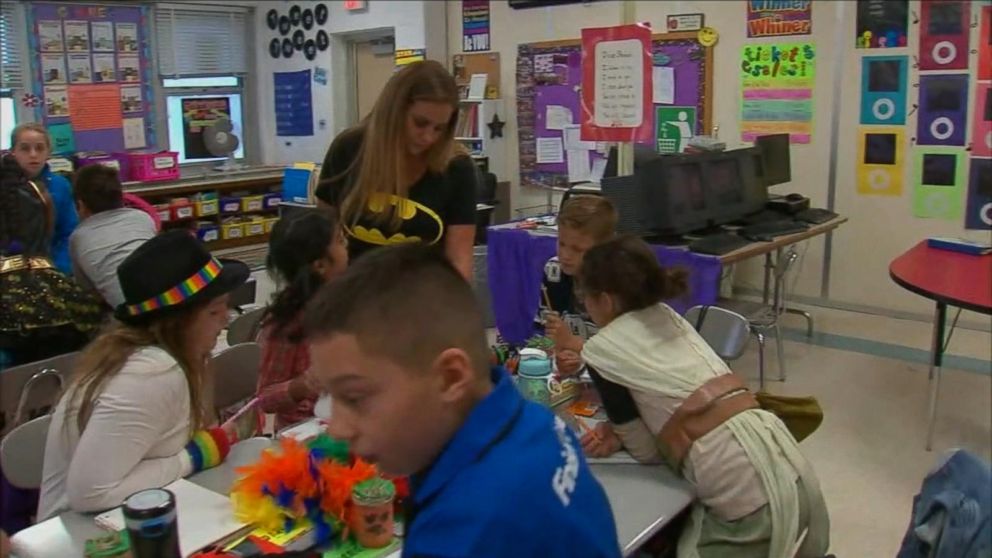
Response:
[10, 440, 693, 558]
[889, 240, 992, 450]
[485, 216, 848, 344]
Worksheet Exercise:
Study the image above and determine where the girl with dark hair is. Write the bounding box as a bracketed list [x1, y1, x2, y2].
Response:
[257, 209, 348, 430]
[574, 236, 829, 558]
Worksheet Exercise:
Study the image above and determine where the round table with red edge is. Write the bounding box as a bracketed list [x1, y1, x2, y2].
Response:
[889, 240, 992, 450]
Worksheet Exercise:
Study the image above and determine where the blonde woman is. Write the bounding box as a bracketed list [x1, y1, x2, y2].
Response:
[316, 60, 479, 280]
[37, 231, 249, 519]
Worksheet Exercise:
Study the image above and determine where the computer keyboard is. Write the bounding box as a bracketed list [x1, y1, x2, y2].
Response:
[795, 208, 838, 225]
[737, 209, 792, 226]
[688, 233, 752, 255]
[739, 220, 810, 241]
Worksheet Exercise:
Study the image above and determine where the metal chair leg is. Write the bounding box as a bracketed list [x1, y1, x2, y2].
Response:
[785, 307, 814, 338]
[772, 324, 787, 381]
[755, 330, 766, 390]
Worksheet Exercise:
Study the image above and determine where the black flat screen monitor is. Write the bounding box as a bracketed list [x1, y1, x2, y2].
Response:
[754, 134, 791, 187]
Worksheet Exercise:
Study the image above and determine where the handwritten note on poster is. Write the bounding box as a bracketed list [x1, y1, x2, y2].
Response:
[652, 66, 675, 105]
[536, 137, 564, 164]
[67, 84, 123, 131]
[739, 42, 816, 144]
[593, 39, 644, 128]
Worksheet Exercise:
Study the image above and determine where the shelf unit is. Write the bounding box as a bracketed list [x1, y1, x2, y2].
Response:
[455, 99, 507, 181]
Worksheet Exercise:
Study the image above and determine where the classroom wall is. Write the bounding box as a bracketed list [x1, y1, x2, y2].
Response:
[446, 0, 987, 321]
[253, 0, 431, 166]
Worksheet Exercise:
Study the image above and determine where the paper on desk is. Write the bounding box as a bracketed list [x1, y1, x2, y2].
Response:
[653, 66, 675, 105]
[467, 73, 487, 100]
[545, 105, 573, 131]
[563, 124, 595, 151]
[567, 150, 591, 182]
[586, 451, 640, 465]
[590, 158, 607, 183]
[536, 137, 564, 164]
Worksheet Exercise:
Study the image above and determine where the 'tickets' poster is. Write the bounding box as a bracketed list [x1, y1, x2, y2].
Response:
[181, 97, 231, 159]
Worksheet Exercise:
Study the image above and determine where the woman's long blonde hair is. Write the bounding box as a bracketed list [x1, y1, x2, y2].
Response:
[337, 60, 462, 228]
[67, 305, 209, 434]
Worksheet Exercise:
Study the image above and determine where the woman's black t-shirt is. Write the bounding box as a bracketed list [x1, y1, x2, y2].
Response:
[315, 128, 478, 261]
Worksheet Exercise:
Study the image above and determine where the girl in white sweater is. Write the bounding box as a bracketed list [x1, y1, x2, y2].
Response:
[573, 236, 829, 558]
[38, 230, 249, 520]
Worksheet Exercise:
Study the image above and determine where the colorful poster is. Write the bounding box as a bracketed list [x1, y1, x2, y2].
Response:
[92, 53, 116, 83]
[47, 122, 76, 154]
[912, 147, 966, 220]
[979, 6, 992, 82]
[44, 86, 70, 117]
[120, 85, 142, 113]
[394, 48, 426, 68]
[274, 70, 314, 136]
[63, 20, 90, 51]
[38, 21, 64, 52]
[91, 21, 115, 52]
[580, 24, 654, 142]
[916, 74, 968, 147]
[67, 84, 123, 131]
[972, 83, 991, 158]
[918, 0, 970, 71]
[117, 55, 140, 83]
[859, 56, 907, 125]
[462, 0, 491, 53]
[41, 53, 67, 85]
[964, 158, 992, 229]
[739, 43, 815, 144]
[856, 127, 904, 196]
[856, 0, 908, 48]
[67, 54, 92, 84]
[656, 106, 696, 154]
[115, 22, 138, 53]
[746, 0, 812, 38]
[181, 97, 231, 159]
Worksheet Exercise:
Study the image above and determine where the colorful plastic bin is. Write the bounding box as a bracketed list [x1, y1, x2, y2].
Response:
[220, 197, 242, 214]
[127, 151, 180, 182]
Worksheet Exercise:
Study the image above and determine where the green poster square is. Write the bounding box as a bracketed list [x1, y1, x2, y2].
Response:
[912, 147, 966, 220]
[656, 106, 696, 154]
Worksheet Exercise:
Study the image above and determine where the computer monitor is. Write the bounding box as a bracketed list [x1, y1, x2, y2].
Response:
[754, 134, 791, 187]
[703, 147, 767, 224]
[602, 144, 661, 179]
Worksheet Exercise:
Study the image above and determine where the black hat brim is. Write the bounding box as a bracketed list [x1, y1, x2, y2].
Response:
[113, 258, 251, 325]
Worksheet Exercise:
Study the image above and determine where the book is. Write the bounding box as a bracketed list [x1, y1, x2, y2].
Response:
[927, 237, 992, 256]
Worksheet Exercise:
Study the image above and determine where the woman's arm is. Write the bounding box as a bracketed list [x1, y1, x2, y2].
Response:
[443, 156, 482, 282]
[315, 128, 362, 207]
[444, 224, 475, 281]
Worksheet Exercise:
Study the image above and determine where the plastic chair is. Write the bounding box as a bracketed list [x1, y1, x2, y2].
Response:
[208, 342, 261, 412]
[226, 306, 266, 347]
[0, 351, 75, 437]
[684, 305, 752, 362]
[0, 414, 52, 489]
[720, 248, 801, 385]
[228, 276, 257, 311]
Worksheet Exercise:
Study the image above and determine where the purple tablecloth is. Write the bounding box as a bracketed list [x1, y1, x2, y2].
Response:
[486, 227, 722, 344]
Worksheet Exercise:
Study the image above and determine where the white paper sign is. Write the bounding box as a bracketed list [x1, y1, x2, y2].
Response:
[566, 150, 591, 182]
[593, 39, 644, 128]
[468, 73, 488, 100]
[536, 137, 564, 164]
[123, 117, 146, 149]
[545, 105, 574, 131]
[652, 66, 675, 105]
[590, 158, 608, 183]
[563, 125, 595, 150]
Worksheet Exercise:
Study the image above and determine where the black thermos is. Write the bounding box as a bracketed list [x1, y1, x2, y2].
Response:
[122, 488, 181, 558]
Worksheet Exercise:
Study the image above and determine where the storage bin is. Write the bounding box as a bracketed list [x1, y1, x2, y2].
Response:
[220, 197, 242, 214]
[263, 217, 279, 234]
[196, 222, 219, 243]
[241, 195, 264, 212]
[170, 198, 194, 221]
[127, 151, 179, 182]
[195, 199, 219, 217]
[263, 193, 281, 210]
[154, 203, 172, 223]
[221, 221, 245, 240]
[245, 218, 266, 237]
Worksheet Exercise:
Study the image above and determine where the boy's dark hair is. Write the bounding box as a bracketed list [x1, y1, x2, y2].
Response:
[557, 195, 617, 243]
[303, 243, 489, 375]
[263, 208, 341, 341]
[578, 235, 688, 313]
[73, 164, 124, 214]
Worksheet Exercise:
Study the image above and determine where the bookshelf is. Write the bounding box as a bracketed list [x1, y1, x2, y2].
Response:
[455, 99, 507, 181]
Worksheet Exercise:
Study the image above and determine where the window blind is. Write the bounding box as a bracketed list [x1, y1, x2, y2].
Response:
[0, 2, 26, 88]
[156, 6, 248, 77]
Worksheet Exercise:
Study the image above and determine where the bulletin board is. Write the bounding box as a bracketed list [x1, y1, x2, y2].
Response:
[516, 31, 714, 190]
[27, 3, 156, 154]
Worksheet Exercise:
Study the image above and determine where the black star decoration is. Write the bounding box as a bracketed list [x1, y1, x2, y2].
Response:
[488, 114, 505, 139]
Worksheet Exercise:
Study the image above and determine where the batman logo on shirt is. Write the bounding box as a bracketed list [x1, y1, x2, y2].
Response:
[346, 193, 444, 246]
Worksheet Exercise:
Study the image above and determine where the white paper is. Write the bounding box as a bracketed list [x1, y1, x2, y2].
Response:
[590, 158, 608, 183]
[41, 54, 66, 84]
[593, 39, 645, 128]
[120, 85, 142, 113]
[66, 54, 92, 84]
[92, 53, 116, 83]
[545, 105, 574, 131]
[44, 86, 69, 117]
[563, 124, 595, 150]
[115, 22, 138, 52]
[38, 20, 64, 52]
[536, 137, 564, 164]
[91, 21, 114, 52]
[567, 150, 591, 182]
[63, 20, 90, 51]
[123, 117, 146, 149]
[467, 73, 487, 99]
[653, 66, 675, 105]
[118, 55, 140, 83]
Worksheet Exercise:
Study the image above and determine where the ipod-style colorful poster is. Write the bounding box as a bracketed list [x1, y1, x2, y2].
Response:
[916, 74, 969, 146]
[972, 82, 991, 158]
[860, 56, 907, 125]
[918, 0, 970, 70]
[979, 6, 992, 81]
[856, 127, 905, 196]
[912, 147, 966, 220]
[855, 0, 909, 48]
[965, 158, 992, 230]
